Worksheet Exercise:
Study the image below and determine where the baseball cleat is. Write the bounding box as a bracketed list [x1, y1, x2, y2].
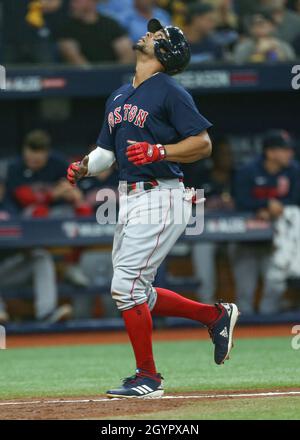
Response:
[106, 370, 164, 399]
[208, 302, 240, 365]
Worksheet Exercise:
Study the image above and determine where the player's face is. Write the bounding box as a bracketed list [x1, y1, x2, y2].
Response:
[134, 29, 167, 57]
[23, 147, 49, 172]
[267, 148, 293, 168]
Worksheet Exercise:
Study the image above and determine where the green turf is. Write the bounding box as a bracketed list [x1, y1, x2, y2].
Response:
[0, 336, 299, 400]
[112, 397, 300, 420]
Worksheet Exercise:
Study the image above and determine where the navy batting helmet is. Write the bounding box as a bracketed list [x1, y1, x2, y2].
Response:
[147, 18, 191, 76]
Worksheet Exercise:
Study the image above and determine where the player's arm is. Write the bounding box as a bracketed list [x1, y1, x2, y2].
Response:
[126, 131, 212, 166]
[164, 131, 212, 163]
[67, 146, 116, 186]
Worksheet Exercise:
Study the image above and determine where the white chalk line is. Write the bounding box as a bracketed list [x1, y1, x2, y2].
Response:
[0, 391, 300, 407]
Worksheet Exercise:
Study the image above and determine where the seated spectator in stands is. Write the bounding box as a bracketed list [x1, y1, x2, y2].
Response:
[57, 0, 134, 65]
[69, 166, 119, 319]
[189, 138, 235, 303]
[156, 0, 190, 27]
[292, 33, 300, 55]
[119, 0, 171, 43]
[3, 0, 66, 64]
[184, 3, 224, 63]
[0, 248, 73, 324]
[97, 0, 133, 22]
[0, 178, 72, 324]
[291, 0, 300, 14]
[0, 178, 16, 221]
[6, 129, 91, 218]
[233, 10, 295, 63]
[78, 164, 119, 210]
[232, 130, 300, 314]
[268, 0, 300, 43]
[209, 0, 240, 51]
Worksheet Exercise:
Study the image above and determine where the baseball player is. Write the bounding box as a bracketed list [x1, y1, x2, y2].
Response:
[67, 19, 239, 399]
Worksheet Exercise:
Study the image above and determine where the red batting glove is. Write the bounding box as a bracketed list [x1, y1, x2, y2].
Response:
[67, 161, 81, 186]
[126, 142, 166, 166]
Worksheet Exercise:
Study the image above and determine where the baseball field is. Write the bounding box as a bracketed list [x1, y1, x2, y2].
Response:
[1, 325, 299, 420]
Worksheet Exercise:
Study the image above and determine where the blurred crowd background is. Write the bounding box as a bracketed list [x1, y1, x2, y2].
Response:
[1, 0, 300, 65]
[0, 0, 300, 327]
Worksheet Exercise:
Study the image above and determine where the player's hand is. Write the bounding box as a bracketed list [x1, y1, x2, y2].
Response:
[268, 199, 284, 219]
[67, 156, 89, 186]
[126, 140, 166, 166]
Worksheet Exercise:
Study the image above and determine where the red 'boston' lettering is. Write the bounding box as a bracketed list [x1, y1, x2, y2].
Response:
[123, 104, 132, 121]
[128, 106, 138, 122]
[134, 109, 149, 128]
[114, 106, 122, 124]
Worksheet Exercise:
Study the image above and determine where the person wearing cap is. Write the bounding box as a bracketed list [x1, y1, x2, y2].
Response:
[232, 130, 300, 314]
[233, 10, 295, 63]
[184, 3, 224, 63]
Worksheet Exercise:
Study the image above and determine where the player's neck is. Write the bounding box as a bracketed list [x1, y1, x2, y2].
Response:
[133, 61, 162, 88]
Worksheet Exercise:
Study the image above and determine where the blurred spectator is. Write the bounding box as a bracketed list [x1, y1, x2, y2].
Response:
[0, 248, 73, 324]
[58, 0, 134, 65]
[268, 0, 300, 43]
[3, 0, 66, 64]
[191, 138, 235, 303]
[208, 0, 239, 50]
[78, 165, 119, 210]
[119, 0, 171, 43]
[0, 177, 16, 220]
[184, 3, 224, 63]
[97, 0, 133, 22]
[6, 130, 90, 218]
[70, 166, 119, 318]
[156, 0, 193, 27]
[0, 178, 72, 324]
[292, 33, 300, 55]
[233, 11, 295, 63]
[232, 130, 300, 314]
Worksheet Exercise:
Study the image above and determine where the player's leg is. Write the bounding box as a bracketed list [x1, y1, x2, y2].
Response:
[151, 287, 220, 326]
[107, 186, 191, 398]
[32, 248, 72, 322]
[260, 247, 286, 314]
[230, 243, 259, 314]
[191, 241, 217, 302]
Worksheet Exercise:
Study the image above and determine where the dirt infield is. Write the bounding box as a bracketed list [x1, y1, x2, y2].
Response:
[1, 389, 300, 420]
[6, 324, 293, 348]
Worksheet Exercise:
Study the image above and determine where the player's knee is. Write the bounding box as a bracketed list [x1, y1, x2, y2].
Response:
[111, 271, 157, 312]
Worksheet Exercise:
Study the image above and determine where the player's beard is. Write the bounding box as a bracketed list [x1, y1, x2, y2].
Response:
[133, 41, 146, 53]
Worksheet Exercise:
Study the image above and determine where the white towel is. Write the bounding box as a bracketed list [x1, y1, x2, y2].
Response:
[270, 205, 300, 278]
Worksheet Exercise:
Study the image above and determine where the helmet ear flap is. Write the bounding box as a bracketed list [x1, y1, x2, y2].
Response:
[156, 38, 171, 54]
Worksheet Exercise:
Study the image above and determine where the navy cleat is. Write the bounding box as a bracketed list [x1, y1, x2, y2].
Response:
[208, 302, 240, 365]
[106, 370, 164, 399]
